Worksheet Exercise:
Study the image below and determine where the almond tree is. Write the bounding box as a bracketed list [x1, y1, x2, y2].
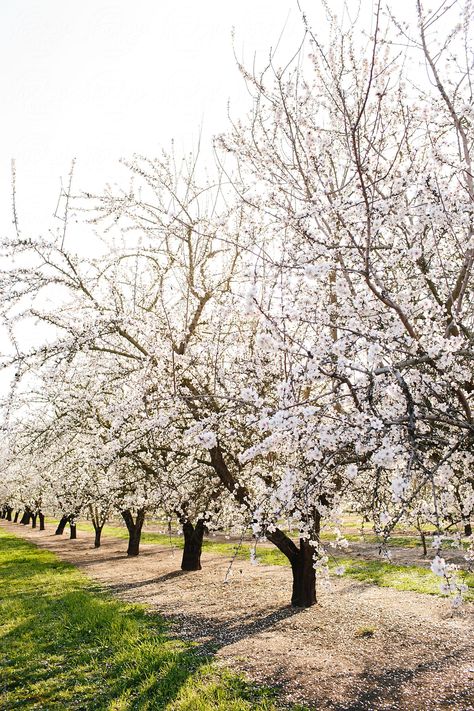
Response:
[216, 0, 474, 604]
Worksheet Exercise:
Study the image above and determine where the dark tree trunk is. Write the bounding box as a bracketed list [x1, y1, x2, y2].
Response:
[121, 509, 145, 556]
[93, 525, 103, 548]
[266, 528, 317, 608]
[0, 509, 4, 519]
[6, 508, 12, 521]
[464, 522, 472, 537]
[290, 539, 316, 607]
[20, 510, 31, 525]
[31, 513, 37, 529]
[181, 519, 205, 571]
[39, 512, 45, 531]
[55, 515, 69, 535]
[69, 523, 77, 539]
[209, 444, 318, 608]
[420, 530, 427, 556]
[13, 511, 19, 523]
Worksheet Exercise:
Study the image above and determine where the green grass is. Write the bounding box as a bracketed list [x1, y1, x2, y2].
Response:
[0, 529, 304, 711]
[331, 558, 474, 600]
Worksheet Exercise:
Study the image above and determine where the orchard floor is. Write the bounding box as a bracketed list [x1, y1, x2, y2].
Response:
[2, 521, 474, 711]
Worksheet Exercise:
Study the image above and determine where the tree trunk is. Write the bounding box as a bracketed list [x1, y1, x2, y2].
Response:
[464, 522, 472, 537]
[420, 530, 427, 556]
[290, 539, 316, 607]
[208, 444, 318, 607]
[181, 519, 205, 571]
[93, 525, 103, 548]
[31, 513, 37, 529]
[266, 528, 317, 608]
[20, 510, 31, 525]
[39, 512, 45, 531]
[13, 511, 19, 523]
[121, 509, 145, 556]
[6, 508, 12, 521]
[69, 522, 77, 539]
[55, 515, 69, 535]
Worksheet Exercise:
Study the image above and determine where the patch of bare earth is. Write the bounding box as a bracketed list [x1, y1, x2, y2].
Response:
[3, 521, 474, 711]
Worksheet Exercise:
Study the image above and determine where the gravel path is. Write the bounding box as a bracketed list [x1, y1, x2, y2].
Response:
[3, 521, 474, 711]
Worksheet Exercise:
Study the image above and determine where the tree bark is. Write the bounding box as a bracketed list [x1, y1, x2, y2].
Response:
[121, 509, 145, 556]
[93, 524, 103, 548]
[55, 515, 69, 535]
[31, 513, 37, 529]
[69, 522, 77, 539]
[20, 510, 31, 525]
[181, 519, 205, 571]
[13, 511, 19, 523]
[420, 530, 427, 556]
[464, 522, 472, 537]
[39, 512, 45, 531]
[266, 528, 317, 608]
[6, 508, 12, 521]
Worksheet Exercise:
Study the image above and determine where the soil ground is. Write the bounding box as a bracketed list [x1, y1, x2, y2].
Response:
[3, 520, 474, 711]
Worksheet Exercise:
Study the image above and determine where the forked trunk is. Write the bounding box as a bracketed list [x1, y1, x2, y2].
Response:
[39, 512, 45, 531]
[55, 515, 69, 535]
[266, 528, 317, 608]
[121, 509, 145, 556]
[181, 519, 205, 571]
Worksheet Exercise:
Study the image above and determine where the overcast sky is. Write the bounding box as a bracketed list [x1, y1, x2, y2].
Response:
[0, 0, 323, 236]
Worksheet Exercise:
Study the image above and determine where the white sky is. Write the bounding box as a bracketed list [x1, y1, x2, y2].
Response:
[0, 0, 316, 237]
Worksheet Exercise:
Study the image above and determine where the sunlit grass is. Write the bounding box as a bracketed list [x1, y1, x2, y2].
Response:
[0, 529, 303, 711]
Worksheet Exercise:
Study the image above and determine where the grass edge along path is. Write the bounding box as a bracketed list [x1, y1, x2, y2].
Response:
[70, 521, 474, 601]
[0, 528, 308, 711]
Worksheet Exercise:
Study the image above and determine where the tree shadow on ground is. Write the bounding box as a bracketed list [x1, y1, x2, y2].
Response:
[327, 641, 474, 711]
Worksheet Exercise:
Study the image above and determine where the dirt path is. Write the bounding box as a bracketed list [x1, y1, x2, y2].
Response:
[3, 521, 474, 711]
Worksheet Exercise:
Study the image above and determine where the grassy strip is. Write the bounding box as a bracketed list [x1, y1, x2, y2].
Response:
[0, 529, 306, 711]
[333, 558, 474, 600]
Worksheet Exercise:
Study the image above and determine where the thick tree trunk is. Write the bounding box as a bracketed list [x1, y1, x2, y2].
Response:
[290, 539, 316, 607]
[31, 513, 37, 529]
[55, 515, 69, 535]
[266, 528, 317, 608]
[13, 511, 19, 523]
[93, 525, 103, 548]
[69, 523, 77, 539]
[6, 508, 12, 521]
[20, 510, 31, 525]
[39, 512, 45, 531]
[181, 519, 205, 571]
[464, 522, 472, 537]
[121, 509, 145, 556]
